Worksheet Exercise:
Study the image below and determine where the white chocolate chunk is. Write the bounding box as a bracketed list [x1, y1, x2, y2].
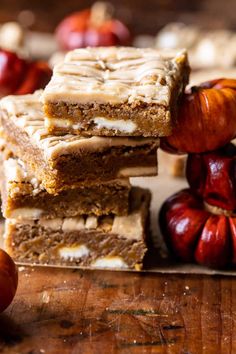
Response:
[93, 117, 137, 133]
[112, 212, 143, 240]
[62, 217, 85, 231]
[45, 117, 83, 131]
[45, 117, 72, 129]
[39, 218, 63, 230]
[92, 256, 128, 269]
[85, 216, 98, 229]
[59, 245, 90, 260]
[9, 207, 43, 220]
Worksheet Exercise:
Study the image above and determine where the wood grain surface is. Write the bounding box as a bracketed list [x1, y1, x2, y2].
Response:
[0, 266, 236, 354]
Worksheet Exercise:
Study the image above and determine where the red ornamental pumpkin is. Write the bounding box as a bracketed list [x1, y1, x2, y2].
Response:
[0, 50, 27, 96]
[0, 49, 52, 97]
[55, 2, 131, 50]
[159, 189, 236, 269]
[15, 61, 52, 95]
[161, 78, 236, 154]
[186, 143, 236, 211]
[0, 249, 18, 312]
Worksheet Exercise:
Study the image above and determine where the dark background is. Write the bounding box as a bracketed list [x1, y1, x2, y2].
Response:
[0, 0, 235, 34]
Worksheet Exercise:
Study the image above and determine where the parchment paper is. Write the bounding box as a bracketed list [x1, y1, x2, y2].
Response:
[3, 173, 235, 276]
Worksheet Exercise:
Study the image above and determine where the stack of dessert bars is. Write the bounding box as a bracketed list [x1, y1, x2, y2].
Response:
[0, 47, 189, 270]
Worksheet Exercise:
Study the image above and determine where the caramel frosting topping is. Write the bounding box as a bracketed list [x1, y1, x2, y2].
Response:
[0, 91, 159, 160]
[43, 47, 188, 105]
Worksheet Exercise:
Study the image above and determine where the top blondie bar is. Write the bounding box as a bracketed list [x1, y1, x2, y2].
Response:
[43, 47, 190, 137]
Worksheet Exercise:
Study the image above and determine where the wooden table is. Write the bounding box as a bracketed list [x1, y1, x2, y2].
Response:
[0, 176, 235, 353]
[0, 266, 236, 354]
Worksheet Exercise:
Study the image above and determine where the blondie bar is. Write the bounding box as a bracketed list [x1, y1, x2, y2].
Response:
[43, 47, 189, 137]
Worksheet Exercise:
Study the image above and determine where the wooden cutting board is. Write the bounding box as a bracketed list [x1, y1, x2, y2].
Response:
[1, 174, 236, 353]
[1, 267, 236, 353]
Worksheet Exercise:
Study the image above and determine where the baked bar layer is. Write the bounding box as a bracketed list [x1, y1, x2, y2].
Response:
[5, 187, 150, 270]
[0, 91, 159, 194]
[43, 47, 190, 137]
[0, 154, 131, 219]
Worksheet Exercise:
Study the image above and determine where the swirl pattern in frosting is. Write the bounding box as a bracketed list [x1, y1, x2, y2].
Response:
[43, 47, 188, 106]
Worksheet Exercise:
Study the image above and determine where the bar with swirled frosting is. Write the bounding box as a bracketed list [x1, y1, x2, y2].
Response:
[4, 187, 150, 270]
[43, 47, 189, 137]
[0, 91, 159, 194]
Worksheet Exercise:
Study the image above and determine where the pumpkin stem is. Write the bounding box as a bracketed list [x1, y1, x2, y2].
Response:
[90, 2, 114, 27]
[191, 80, 214, 92]
[190, 85, 200, 94]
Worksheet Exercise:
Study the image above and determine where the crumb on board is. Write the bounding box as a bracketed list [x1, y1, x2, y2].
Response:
[18, 266, 25, 272]
[42, 291, 50, 304]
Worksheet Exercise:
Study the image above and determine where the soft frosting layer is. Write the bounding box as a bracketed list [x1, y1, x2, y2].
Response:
[7, 187, 150, 241]
[0, 91, 159, 160]
[43, 47, 188, 105]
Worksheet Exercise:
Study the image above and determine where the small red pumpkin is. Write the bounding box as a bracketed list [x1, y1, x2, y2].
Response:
[0, 49, 52, 98]
[159, 189, 236, 269]
[16, 61, 52, 95]
[0, 249, 18, 312]
[161, 78, 236, 154]
[186, 143, 236, 211]
[0, 50, 27, 96]
[55, 2, 131, 50]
